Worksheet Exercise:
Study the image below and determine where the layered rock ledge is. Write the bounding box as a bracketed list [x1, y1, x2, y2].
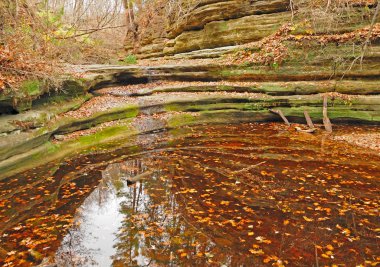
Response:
[0, 61, 379, 180]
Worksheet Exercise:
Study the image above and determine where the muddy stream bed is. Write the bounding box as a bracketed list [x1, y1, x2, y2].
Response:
[0, 123, 379, 266]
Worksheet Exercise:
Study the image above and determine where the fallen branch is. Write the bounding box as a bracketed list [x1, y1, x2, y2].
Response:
[126, 170, 153, 184]
[323, 96, 333, 133]
[56, 24, 127, 40]
[295, 126, 317, 133]
[232, 161, 266, 174]
[295, 110, 317, 133]
[304, 110, 315, 129]
[269, 109, 290, 126]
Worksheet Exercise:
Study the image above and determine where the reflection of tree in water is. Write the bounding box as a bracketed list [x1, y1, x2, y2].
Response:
[110, 155, 257, 266]
[55, 156, 162, 266]
[110, 127, 379, 266]
[54, 124, 380, 266]
[56, 166, 121, 266]
[55, 225, 96, 267]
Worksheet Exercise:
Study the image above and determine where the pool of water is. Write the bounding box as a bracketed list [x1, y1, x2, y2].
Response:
[0, 123, 379, 266]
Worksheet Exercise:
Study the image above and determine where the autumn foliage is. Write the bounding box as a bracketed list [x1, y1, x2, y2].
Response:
[231, 22, 380, 66]
[230, 0, 379, 66]
[0, 1, 59, 93]
[0, 0, 125, 94]
[0, 44, 56, 93]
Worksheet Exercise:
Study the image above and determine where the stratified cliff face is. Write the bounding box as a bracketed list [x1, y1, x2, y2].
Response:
[126, 0, 290, 58]
[126, 0, 379, 60]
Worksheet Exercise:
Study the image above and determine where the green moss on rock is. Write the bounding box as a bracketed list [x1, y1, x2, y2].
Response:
[20, 80, 43, 96]
[168, 114, 197, 128]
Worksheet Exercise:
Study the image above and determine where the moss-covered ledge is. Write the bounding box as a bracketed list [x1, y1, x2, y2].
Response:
[2, 96, 379, 180]
[109, 80, 380, 97]
[1, 92, 379, 180]
[0, 94, 91, 135]
[0, 78, 90, 114]
[0, 122, 138, 180]
[0, 104, 139, 162]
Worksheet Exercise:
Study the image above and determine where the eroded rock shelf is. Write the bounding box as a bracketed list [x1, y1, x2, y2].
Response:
[0, 62, 379, 180]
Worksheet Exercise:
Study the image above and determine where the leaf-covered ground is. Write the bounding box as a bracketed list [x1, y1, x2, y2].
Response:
[334, 133, 380, 153]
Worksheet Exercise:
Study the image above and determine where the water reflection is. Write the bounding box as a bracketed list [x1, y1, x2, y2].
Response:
[1, 123, 379, 266]
[56, 172, 124, 266]
[56, 124, 380, 266]
[56, 158, 159, 266]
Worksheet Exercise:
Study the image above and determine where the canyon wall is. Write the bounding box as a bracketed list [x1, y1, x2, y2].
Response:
[125, 0, 379, 59]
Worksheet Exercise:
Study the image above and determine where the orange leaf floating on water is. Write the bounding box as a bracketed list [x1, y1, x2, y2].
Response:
[283, 220, 290, 225]
[364, 261, 380, 267]
[303, 216, 314, 222]
[256, 236, 272, 244]
[325, 251, 333, 256]
[342, 228, 351, 236]
[249, 248, 264, 255]
[263, 257, 271, 263]
[220, 201, 230, 205]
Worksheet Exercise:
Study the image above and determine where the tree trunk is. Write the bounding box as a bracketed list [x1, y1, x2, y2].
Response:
[323, 96, 333, 133]
[123, 0, 139, 49]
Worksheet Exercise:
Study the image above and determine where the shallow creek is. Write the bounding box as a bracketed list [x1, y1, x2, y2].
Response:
[0, 123, 379, 266]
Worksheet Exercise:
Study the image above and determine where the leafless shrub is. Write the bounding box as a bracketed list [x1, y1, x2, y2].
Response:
[123, 0, 201, 52]
[293, 0, 375, 33]
[0, 0, 127, 94]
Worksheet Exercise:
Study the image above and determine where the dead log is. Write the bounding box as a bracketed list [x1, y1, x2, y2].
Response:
[323, 96, 333, 133]
[233, 161, 266, 174]
[295, 126, 317, 133]
[269, 109, 290, 126]
[304, 110, 315, 129]
[126, 170, 153, 185]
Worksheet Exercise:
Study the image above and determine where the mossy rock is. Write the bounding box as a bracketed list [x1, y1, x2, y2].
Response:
[1, 90, 380, 179]
[0, 122, 138, 180]
[10, 80, 44, 112]
[168, 114, 197, 128]
[0, 78, 89, 114]
[0, 103, 138, 162]
[56, 105, 139, 134]
[20, 80, 43, 97]
[0, 94, 91, 134]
